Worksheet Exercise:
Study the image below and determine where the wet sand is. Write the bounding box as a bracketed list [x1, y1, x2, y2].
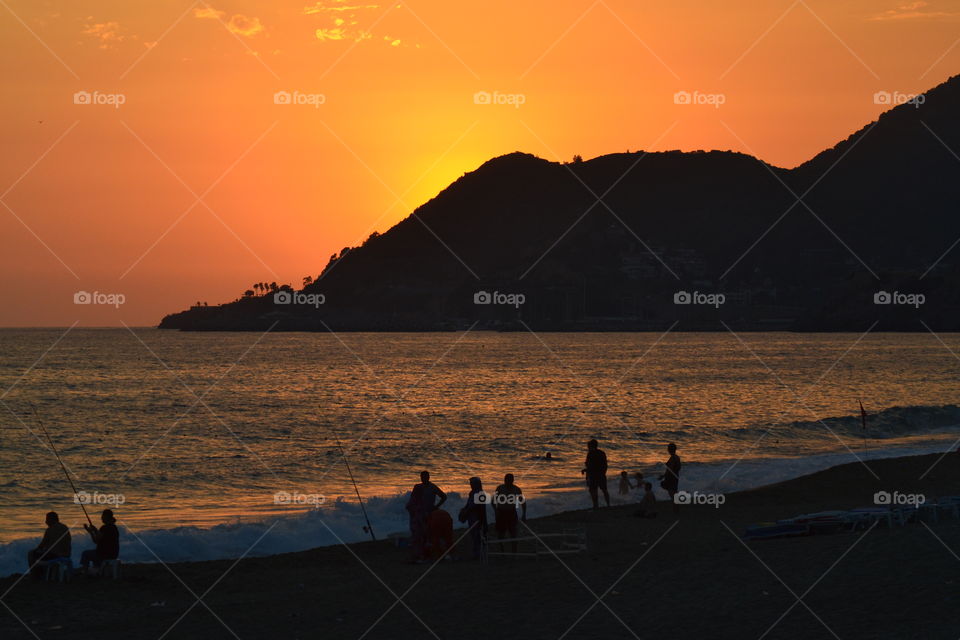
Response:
[2, 452, 959, 639]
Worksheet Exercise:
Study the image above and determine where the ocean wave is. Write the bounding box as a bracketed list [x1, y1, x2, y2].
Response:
[2, 438, 954, 578]
[727, 404, 960, 442]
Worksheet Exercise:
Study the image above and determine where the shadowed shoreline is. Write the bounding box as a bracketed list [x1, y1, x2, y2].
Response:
[3, 452, 959, 639]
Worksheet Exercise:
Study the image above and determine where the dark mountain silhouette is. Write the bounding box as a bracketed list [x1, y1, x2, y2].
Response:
[160, 74, 960, 331]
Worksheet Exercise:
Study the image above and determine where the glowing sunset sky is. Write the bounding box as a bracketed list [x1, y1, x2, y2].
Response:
[2, 0, 958, 326]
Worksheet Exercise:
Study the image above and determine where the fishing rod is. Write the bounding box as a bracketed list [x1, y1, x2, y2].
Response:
[30, 403, 94, 527]
[334, 435, 376, 542]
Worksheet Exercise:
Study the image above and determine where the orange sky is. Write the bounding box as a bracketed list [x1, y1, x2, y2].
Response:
[1, 0, 958, 326]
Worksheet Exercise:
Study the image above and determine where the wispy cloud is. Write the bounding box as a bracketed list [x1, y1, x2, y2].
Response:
[227, 14, 265, 37]
[304, 1, 380, 14]
[317, 25, 368, 41]
[193, 7, 225, 20]
[304, 0, 402, 44]
[194, 6, 265, 38]
[82, 20, 128, 49]
[869, 1, 960, 21]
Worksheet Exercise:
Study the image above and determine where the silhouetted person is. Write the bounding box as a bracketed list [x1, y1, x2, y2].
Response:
[459, 477, 488, 560]
[494, 473, 526, 552]
[660, 443, 682, 513]
[634, 472, 643, 490]
[80, 509, 120, 573]
[405, 471, 447, 562]
[27, 512, 71, 577]
[618, 471, 631, 496]
[635, 482, 657, 518]
[581, 439, 609, 509]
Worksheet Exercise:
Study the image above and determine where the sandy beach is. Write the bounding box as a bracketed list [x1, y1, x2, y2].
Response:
[2, 452, 959, 639]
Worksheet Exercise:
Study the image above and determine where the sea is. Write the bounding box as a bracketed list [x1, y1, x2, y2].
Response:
[1, 328, 958, 576]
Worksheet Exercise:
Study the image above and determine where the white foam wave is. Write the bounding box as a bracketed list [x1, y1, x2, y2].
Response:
[1, 440, 952, 578]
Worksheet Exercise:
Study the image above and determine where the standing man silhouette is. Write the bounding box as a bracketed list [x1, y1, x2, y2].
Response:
[660, 443, 682, 513]
[405, 471, 447, 562]
[494, 473, 526, 552]
[581, 439, 610, 510]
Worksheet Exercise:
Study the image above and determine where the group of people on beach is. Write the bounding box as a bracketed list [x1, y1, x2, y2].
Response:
[582, 440, 682, 514]
[26, 440, 681, 573]
[26, 508, 120, 578]
[404, 471, 528, 562]
[404, 440, 682, 561]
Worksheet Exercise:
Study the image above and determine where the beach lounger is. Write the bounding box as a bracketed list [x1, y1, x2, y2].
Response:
[848, 507, 905, 528]
[933, 496, 960, 520]
[776, 511, 848, 534]
[485, 529, 587, 561]
[746, 507, 883, 540]
[921, 502, 941, 522]
[893, 505, 921, 524]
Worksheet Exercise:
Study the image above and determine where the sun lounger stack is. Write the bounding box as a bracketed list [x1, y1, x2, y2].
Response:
[933, 496, 960, 521]
[744, 512, 859, 540]
[776, 511, 849, 534]
[744, 492, 960, 540]
[915, 502, 936, 523]
[743, 522, 811, 540]
[744, 511, 853, 540]
[847, 506, 907, 528]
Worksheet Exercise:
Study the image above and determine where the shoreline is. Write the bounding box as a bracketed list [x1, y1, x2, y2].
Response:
[3, 451, 960, 638]
[2, 439, 958, 577]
